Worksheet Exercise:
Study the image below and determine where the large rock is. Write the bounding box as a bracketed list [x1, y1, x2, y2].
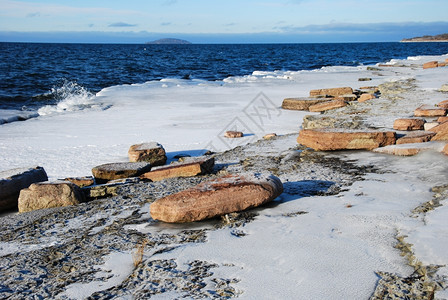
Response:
[414, 105, 447, 117]
[0, 166, 48, 211]
[297, 129, 396, 151]
[92, 162, 152, 183]
[150, 173, 283, 223]
[309, 87, 353, 97]
[281, 98, 330, 111]
[428, 121, 448, 141]
[396, 131, 435, 145]
[423, 61, 439, 69]
[308, 99, 347, 112]
[140, 157, 215, 182]
[358, 94, 376, 102]
[128, 142, 167, 166]
[18, 181, 86, 213]
[437, 100, 448, 109]
[393, 118, 425, 131]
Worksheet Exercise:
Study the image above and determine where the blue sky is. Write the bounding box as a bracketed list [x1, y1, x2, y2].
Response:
[0, 0, 447, 43]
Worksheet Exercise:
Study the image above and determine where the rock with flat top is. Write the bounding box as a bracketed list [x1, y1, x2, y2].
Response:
[309, 99, 347, 112]
[150, 173, 283, 223]
[0, 166, 48, 211]
[281, 98, 330, 111]
[437, 116, 448, 123]
[396, 131, 435, 144]
[358, 94, 376, 102]
[393, 118, 425, 131]
[424, 122, 439, 131]
[437, 100, 448, 109]
[309, 87, 353, 97]
[92, 162, 152, 183]
[428, 121, 448, 141]
[297, 128, 396, 151]
[414, 105, 447, 117]
[63, 176, 95, 187]
[423, 61, 439, 69]
[128, 142, 167, 166]
[263, 133, 277, 140]
[225, 131, 243, 138]
[18, 181, 85, 213]
[140, 156, 214, 182]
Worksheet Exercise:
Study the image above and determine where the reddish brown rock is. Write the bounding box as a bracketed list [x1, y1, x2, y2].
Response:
[393, 118, 425, 131]
[308, 99, 347, 112]
[310, 87, 353, 97]
[128, 142, 167, 166]
[140, 157, 214, 182]
[358, 93, 376, 103]
[437, 116, 448, 123]
[428, 121, 448, 141]
[297, 129, 396, 151]
[63, 176, 95, 187]
[281, 98, 330, 111]
[150, 173, 283, 223]
[225, 131, 243, 138]
[439, 62, 447, 67]
[18, 181, 86, 213]
[423, 61, 438, 69]
[414, 105, 447, 117]
[92, 162, 152, 183]
[336, 94, 357, 101]
[396, 131, 435, 144]
[437, 100, 448, 109]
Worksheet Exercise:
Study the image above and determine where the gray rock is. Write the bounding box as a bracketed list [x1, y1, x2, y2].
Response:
[92, 162, 152, 183]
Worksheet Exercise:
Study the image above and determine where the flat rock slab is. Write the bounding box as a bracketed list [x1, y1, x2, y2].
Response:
[281, 98, 331, 111]
[225, 131, 243, 138]
[128, 142, 167, 166]
[309, 99, 347, 112]
[18, 181, 85, 213]
[92, 162, 152, 183]
[309, 87, 353, 97]
[423, 61, 439, 69]
[427, 121, 448, 141]
[140, 156, 215, 182]
[414, 105, 447, 117]
[150, 173, 283, 223]
[437, 100, 448, 109]
[358, 94, 376, 102]
[373, 141, 446, 156]
[63, 176, 95, 187]
[297, 129, 396, 151]
[393, 118, 426, 131]
[0, 166, 48, 211]
[396, 131, 435, 144]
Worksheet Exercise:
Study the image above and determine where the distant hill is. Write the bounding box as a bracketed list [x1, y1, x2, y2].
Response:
[146, 38, 192, 45]
[401, 33, 448, 42]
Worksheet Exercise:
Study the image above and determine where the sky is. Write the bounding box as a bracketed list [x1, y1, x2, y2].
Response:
[0, 0, 447, 43]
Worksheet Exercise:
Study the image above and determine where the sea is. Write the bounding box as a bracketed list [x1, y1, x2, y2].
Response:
[1, 42, 447, 121]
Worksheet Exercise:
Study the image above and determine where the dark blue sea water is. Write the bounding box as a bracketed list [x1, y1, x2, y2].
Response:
[1, 42, 447, 112]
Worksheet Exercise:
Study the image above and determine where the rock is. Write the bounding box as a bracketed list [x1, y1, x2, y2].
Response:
[358, 78, 372, 81]
[373, 142, 445, 156]
[439, 62, 447, 67]
[424, 122, 439, 131]
[128, 142, 167, 166]
[308, 99, 347, 112]
[92, 162, 152, 184]
[437, 100, 448, 109]
[309, 87, 353, 97]
[440, 84, 448, 92]
[423, 61, 439, 69]
[358, 93, 376, 102]
[18, 181, 86, 213]
[150, 173, 283, 223]
[263, 133, 277, 140]
[297, 129, 396, 151]
[83, 178, 140, 199]
[281, 98, 330, 111]
[140, 157, 215, 182]
[428, 121, 448, 141]
[437, 116, 448, 123]
[336, 94, 357, 101]
[359, 86, 379, 93]
[0, 166, 48, 211]
[414, 105, 447, 117]
[63, 176, 95, 187]
[393, 118, 425, 131]
[225, 131, 243, 138]
[396, 131, 435, 144]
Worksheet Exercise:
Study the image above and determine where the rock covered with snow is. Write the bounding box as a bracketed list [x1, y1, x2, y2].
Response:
[128, 142, 167, 166]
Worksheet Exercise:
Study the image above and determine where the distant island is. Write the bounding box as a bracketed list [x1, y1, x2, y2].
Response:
[146, 38, 192, 45]
[401, 33, 448, 42]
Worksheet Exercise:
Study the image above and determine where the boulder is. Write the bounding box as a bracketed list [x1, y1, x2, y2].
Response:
[140, 156, 215, 182]
[128, 142, 167, 166]
[0, 166, 48, 211]
[439, 62, 447, 67]
[396, 131, 435, 144]
[428, 121, 448, 141]
[63, 176, 95, 187]
[373, 142, 445, 156]
[437, 100, 448, 109]
[263, 133, 277, 140]
[358, 94, 376, 103]
[393, 118, 425, 131]
[92, 162, 152, 184]
[150, 173, 283, 223]
[309, 87, 353, 97]
[437, 116, 448, 123]
[414, 105, 447, 117]
[18, 181, 86, 213]
[281, 98, 330, 111]
[297, 129, 396, 151]
[308, 99, 347, 112]
[423, 61, 438, 69]
[225, 131, 243, 138]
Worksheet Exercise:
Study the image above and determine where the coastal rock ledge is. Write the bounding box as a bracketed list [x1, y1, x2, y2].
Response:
[150, 173, 283, 223]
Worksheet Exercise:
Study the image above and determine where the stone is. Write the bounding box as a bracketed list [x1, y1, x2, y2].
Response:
[92, 162, 152, 184]
[358, 78, 372, 81]
[373, 142, 445, 156]
[393, 118, 425, 131]
[359, 86, 379, 93]
[396, 131, 435, 144]
[358, 93, 376, 102]
[0, 166, 48, 211]
[439, 62, 447, 67]
[414, 105, 447, 117]
[336, 94, 357, 101]
[437, 100, 448, 109]
[440, 84, 448, 92]
[297, 128, 396, 151]
[428, 121, 448, 141]
[83, 178, 140, 199]
[140, 157, 214, 182]
[225, 131, 243, 138]
[18, 181, 86, 213]
[309, 87, 353, 97]
[128, 142, 167, 166]
[308, 99, 347, 112]
[63, 176, 95, 187]
[263, 133, 277, 140]
[437, 116, 448, 123]
[424, 122, 440, 131]
[150, 173, 283, 223]
[423, 61, 438, 69]
[281, 98, 330, 111]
